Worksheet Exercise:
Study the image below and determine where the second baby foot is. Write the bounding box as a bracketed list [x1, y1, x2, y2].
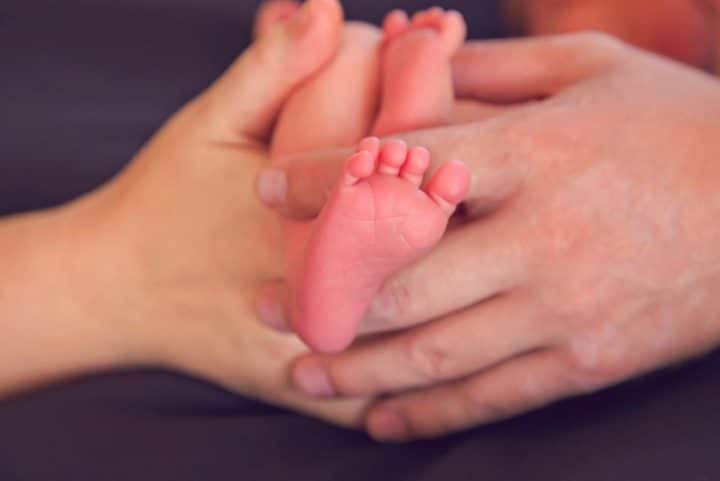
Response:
[372, 7, 467, 136]
[293, 137, 471, 353]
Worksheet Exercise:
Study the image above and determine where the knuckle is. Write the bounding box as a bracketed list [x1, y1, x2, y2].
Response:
[401, 335, 455, 382]
[464, 387, 512, 422]
[560, 343, 625, 394]
[371, 279, 414, 327]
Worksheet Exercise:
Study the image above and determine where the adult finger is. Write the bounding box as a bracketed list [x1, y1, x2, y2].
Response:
[453, 33, 627, 102]
[365, 349, 577, 442]
[290, 293, 553, 399]
[451, 99, 516, 124]
[255, 280, 293, 332]
[257, 117, 528, 219]
[201, 0, 343, 144]
[256, 146, 350, 219]
[363, 218, 527, 333]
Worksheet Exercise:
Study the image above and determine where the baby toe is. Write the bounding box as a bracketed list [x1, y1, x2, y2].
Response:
[382, 9, 411, 43]
[424, 160, 471, 215]
[378, 140, 409, 176]
[401, 147, 431, 186]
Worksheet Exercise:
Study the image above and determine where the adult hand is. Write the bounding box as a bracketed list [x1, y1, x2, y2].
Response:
[0, 0, 367, 427]
[255, 33, 720, 440]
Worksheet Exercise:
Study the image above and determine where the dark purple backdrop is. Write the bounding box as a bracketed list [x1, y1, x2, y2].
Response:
[1, 1, 719, 480]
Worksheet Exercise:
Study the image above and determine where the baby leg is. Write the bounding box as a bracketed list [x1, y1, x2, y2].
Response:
[293, 138, 470, 353]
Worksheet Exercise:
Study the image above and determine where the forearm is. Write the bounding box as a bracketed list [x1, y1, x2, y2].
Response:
[0, 204, 133, 397]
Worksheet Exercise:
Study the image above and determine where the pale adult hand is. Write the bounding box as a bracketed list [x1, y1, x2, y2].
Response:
[0, 0, 368, 428]
[255, 33, 720, 440]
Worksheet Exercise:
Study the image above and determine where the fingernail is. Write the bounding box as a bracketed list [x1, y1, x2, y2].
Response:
[368, 408, 410, 443]
[256, 297, 287, 331]
[256, 169, 287, 207]
[293, 360, 335, 398]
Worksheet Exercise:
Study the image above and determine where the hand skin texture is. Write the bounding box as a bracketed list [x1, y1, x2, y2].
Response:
[255, 33, 720, 441]
[0, 0, 368, 428]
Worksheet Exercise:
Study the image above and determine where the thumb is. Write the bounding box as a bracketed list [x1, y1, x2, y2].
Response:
[202, 0, 343, 144]
[256, 147, 350, 220]
[256, 281, 293, 332]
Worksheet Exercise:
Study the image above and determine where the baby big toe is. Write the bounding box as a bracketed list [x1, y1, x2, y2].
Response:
[424, 160, 471, 215]
[440, 10, 467, 53]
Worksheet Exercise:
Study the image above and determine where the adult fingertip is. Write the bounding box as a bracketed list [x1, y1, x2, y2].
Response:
[292, 358, 337, 398]
[367, 407, 411, 443]
[256, 169, 288, 208]
[255, 289, 290, 331]
[267, 147, 351, 219]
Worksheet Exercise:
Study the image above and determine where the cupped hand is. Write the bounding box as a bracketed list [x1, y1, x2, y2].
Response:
[255, 33, 720, 440]
[20, 0, 368, 427]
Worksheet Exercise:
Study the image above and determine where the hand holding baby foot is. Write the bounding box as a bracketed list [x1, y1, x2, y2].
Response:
[293, 137, 470, 353]
[261, 34, 720, 441]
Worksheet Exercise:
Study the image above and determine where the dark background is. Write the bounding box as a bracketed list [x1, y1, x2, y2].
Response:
[1, 1, 719, 480]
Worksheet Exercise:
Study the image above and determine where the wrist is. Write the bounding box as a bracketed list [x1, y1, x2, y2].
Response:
[0, 195, 153, 397]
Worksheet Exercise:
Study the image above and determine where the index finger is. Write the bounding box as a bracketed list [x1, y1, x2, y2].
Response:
[453, 33, 625, 102]
[256, 118, 524, 220]
[257, 146, 350, 219]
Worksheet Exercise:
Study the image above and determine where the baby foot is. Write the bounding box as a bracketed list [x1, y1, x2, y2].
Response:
[293, 137, 471, 353]
[372, 8, 467, 136]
